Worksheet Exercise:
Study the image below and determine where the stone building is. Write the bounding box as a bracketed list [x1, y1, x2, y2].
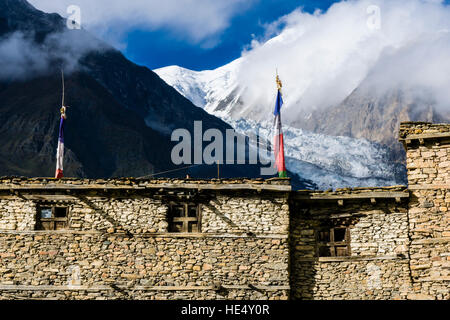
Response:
[0, 122, 448, 300]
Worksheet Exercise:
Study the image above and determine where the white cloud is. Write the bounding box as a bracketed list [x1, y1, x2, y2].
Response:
[0, 29, 106, 80]
[28, 0, 253, 47]
[233, 0, 450, 121]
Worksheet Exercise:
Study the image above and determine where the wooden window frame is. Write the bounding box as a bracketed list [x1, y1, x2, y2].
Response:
[168, 202, 201, 233]
[316, 226, 351, 257]
[35, 204, 69, 231]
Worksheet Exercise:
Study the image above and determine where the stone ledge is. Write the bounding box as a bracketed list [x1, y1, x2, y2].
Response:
[406, 293, 435, 300]
[295, 255, 404, 262]
[293, 189, 409, 201]
[400, 122, 450, 137]
[409, 184, 450, 190]
[0, 284, 291, 291]
[400, 132, 450, 141]
[0, 230, 289, 239]
[0, 183, 291, 192]
[414, 277, 450, 282]
[0, 177, 292, 192]
[411, 237, 450, 245]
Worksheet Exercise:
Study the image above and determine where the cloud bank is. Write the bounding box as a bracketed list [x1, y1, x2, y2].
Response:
[234, 0, 450, 121]
[0, 29, 106, 81]
[28, 0, 253, 47]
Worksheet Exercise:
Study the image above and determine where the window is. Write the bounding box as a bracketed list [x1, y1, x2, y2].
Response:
[36, 205, 69, 230]
[168, 203, 200, 233]
[316, 226, 350, 257]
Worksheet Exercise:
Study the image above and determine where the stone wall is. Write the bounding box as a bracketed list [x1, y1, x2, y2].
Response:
[202, 195, 289, 234]
[292, 259, 411, 300]
[1, 126, 450, 301]
[0, 178, 291, 300]
[0, 199, 36, 231]
[400, 122, 450, 300]
[0, 195, 289, 235]
[288, 122, 450, 300]
[0, 232, 289, 300]
[290, 191, 413, 300]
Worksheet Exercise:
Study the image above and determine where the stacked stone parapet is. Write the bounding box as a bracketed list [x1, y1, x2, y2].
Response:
[0, 178, 291, 300]
[399, 122, 450, 299]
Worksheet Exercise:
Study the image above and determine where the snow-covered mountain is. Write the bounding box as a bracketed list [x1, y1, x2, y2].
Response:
[155, 59, 242, 118]
[154, 0, 450, 189]
[154, 62, 407, 188]
[156, 0, 450, 143]
[154, 54, 410, 190]
[155, 54, 411, 189]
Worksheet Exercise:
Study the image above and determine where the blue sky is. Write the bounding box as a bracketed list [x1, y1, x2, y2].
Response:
[123, 0, 338, 70]
[29, 0, 450, 71]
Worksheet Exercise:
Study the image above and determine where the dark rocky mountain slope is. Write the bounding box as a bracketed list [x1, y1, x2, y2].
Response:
[0, 0, 313, 188]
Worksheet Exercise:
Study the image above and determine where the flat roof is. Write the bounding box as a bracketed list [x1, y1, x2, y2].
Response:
[399, 122, 450, 142]
[0, 177, 292, 192]
[293, 186, 409, 200]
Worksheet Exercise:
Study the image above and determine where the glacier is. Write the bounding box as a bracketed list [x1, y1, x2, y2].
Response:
[224, 117, 402, 190]
[155, 65, 405, 190]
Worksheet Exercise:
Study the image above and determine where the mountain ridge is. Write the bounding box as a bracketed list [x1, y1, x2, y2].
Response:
[0, 0, 314, 189]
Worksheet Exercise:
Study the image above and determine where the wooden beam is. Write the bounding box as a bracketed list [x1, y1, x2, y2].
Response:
[293, 191, 409, 201]
[296, 255, 401, 262]
[0, 229, 289, 239]
[0, 183, 291, 192]
[409, 184, 450, 190]
[0, 284, 290, 292]
[145, 183, 291, 192]
[399, 132, 450, 141]
[23, 195, 78, 201]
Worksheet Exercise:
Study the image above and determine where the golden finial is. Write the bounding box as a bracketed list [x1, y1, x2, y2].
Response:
[276, 74, 282, 91]
[60, 106, 67, 119]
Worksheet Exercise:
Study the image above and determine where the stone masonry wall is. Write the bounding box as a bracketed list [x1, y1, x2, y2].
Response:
[1, 132, 449, 302]
[405, 144, 450, 185]
[290, 195, 413, 300]
[0, 194, 289, 234]
[0, 233, 289, 300]
[0, 178, 291, 300]
[202, 195, 289, 234]
[400, 122, 450, 300]
[0, 199, 36, 231]
[292, 259, 411, 300]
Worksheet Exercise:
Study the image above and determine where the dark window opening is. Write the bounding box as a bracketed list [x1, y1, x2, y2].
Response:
[318, 245, 332, 257]
[318, 230, 330, 242]
[171, 205, 185, 218]
[168, 203, 200, 233]
[55, 207, 68, 218]
[316, 226, 350, 257]
[334, 228, 346, 242]
[36, 205, 69, 231]
[188, 206, 198, 218]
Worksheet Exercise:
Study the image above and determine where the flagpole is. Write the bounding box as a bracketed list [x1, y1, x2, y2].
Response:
[61, 69, 65, 107]
[273, 73, 287, 178]
[55, 70, 67, 179]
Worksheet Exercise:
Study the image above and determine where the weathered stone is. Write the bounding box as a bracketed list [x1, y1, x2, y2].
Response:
[0, 124, 448, 300]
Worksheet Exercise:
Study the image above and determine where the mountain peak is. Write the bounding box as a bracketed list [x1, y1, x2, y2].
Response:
[0, 0, 35, 10]
[0, 0, 64, 36]
[0, 0, 44, 18]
